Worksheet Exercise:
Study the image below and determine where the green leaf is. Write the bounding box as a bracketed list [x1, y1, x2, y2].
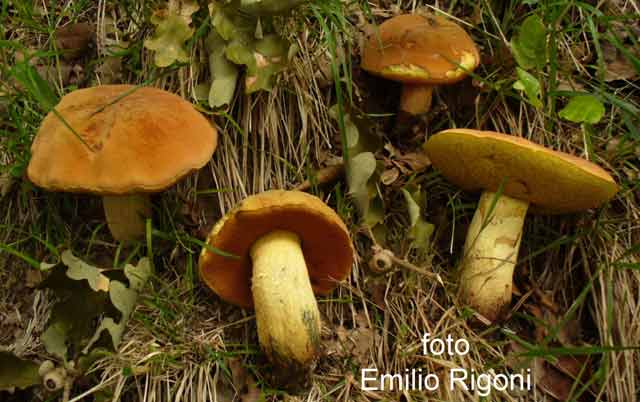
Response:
[347, 152, 377, 218]
[84, 258, 151, 351]
[144, 13, 194, 67]
[210, 3, 293, 94]
[0, 352, 40, 391]
[77, 348, 111, 372]
[62, 250, 110, 292]
[41, 320, 69, 360]
[328, 108, 380, 156]
[10, 61, 58, 111]
[225, 40, 255, 66]
[329, 106, 360, 149]
[513, 67, 542, 108]
[344, 116, 360, 150]
[364, 191, 385, 227]
[206, 32, 240, 107]
[559, 94, 605, 124]
[211, 4, 255, 43]
[124, 258, 152, 291]
[511, 14, 546, 70]
[239, 0, 306, 15]
[244, 34, 289, 93]
[401, 187, 435, 253]
[41, 253, 151, 359]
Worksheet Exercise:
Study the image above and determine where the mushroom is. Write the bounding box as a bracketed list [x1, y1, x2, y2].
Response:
[423, 129, 618, 321]
[27, 85, 217, 242]
[362, 14, 479, 115]
[199, 190, 353, 371]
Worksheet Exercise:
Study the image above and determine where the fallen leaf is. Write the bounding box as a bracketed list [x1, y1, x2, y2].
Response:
[601, 41, 638, 82]
[206, 32, 239, 107]
[84, 259, 151, 351]
[380, 167, 399, 185]
[62, 250, 111, 292]
[347, 152, 377, 218]
[0, 352, 40, 392]
[41, 253, 151, 359]
[210, 3, 254, 42]
[395, 152, 431, 173]
[245, 34, 290, 93]
[41, 320, 69, 360]
[349, 322, 376, 366]
[402, 186, 435, 253]
[144, 11, 194, 67]
[507, 342, 593, 402]
[364, 194, 385, 227]
[169, 0, 199, 25]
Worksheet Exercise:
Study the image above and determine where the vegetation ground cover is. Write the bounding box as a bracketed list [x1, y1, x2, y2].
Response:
[1, 0, 639, 401]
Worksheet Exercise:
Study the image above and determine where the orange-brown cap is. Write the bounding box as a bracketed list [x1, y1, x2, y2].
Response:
[362, 14, 480, 85]
[423, 129, 618, 214]
[27, 85, 217, 194]
[199, 190, 354, 308]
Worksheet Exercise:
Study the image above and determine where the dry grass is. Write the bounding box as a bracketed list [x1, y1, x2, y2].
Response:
[1, 0, 639, 401]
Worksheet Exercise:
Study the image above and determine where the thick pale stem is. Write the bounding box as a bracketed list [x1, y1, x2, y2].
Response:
[102, 194, 152, 242]
[459, 191, 529, 321]
[250, 230, 321, 370]
[400, 84, 433, 115]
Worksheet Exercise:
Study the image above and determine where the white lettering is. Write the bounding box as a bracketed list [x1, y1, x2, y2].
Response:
[380, 373, 403, 391]
[450, 368, 468, 390]
[423, 373, 439, 391]
[361, 368, 378, 391]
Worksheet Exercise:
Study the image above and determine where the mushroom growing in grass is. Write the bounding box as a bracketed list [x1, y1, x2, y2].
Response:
[362, 14, 479, 115]
[424, 129, 618, 321]
[27, 85, 217, 242]
[199, 190, 353, 371]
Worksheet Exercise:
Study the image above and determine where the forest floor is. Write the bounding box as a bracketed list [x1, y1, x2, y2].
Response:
[1, 0, 639, 401]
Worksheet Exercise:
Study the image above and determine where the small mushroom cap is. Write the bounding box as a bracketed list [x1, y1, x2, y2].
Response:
[27, 85, 217, 194]
[199, 190, 354, 308]
[424, 129, 618, 214]
[362, 14, 480, 84]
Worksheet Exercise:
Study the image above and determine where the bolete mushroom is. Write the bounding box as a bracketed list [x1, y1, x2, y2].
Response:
[27, 85, 217, 242]
[424, 129, 618, 321]
[362, 14, 479, 115]
[199, 190, 353, 371]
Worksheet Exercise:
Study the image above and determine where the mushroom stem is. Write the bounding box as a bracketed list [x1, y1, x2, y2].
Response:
[250, 230, 321, 369]
[400, 84, 433, 115]
[102, 194, 152, 242]
[459, 191, 529, 321]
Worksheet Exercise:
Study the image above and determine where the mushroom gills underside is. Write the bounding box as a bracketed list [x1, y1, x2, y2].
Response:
[459, 191, 529, 321]
[250, 230, 321, 370]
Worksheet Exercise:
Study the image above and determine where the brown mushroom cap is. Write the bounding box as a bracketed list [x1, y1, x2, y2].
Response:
[361, 14, 480, 84]
[27, 85, 217, 194]
[199, 190, 354, 308]
[423, 129, 618, 214]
